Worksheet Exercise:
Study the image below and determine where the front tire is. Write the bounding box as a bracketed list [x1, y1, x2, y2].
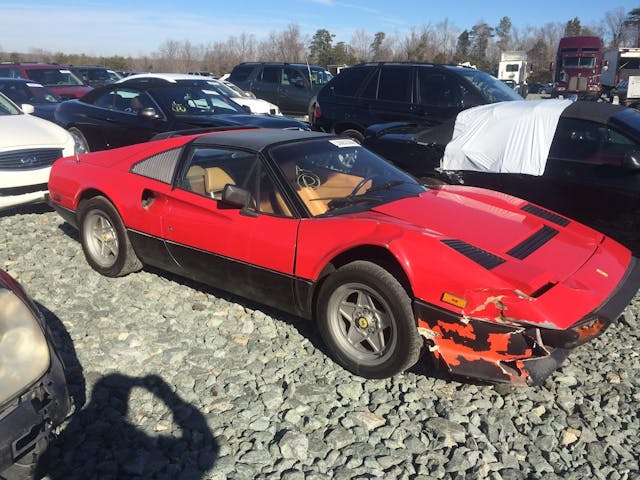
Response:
[78, 196, 142, 277]
[316, 261, 422, 378]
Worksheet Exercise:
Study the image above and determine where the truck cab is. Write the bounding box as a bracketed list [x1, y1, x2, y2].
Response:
[552, 36, 604, 100]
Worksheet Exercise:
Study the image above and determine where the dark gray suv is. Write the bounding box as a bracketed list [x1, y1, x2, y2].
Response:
[228, 62, 332, 116]
[312, 62, 522, 141]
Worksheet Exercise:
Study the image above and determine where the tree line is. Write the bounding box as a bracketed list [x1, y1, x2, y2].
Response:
[1, 8, 639, 83]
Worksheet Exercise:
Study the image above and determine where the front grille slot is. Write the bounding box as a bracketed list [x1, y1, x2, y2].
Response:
[442, 239, 505, 270]
[521, 203, 569, 226]
[507, 226, 559, 260]
[0, 148, 63, 170]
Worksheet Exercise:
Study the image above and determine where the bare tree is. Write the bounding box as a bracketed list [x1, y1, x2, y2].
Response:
[603, 7, 628, 47]
[349, 29, 372, 63]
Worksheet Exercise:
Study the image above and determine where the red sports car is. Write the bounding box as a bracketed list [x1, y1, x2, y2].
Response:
[48, 128, 640, 385]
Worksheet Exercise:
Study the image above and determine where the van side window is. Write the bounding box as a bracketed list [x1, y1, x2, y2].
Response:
[261, 66, 280, 84]
[329, 67, 371, 97]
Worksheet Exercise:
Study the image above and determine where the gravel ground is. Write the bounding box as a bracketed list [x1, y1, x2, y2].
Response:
[1, 206, 640, 480]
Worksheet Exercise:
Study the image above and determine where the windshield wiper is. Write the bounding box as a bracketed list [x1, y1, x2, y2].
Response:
[365, 180, 406, 194]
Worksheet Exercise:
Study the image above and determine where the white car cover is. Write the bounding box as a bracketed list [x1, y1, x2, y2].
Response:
[441, 99, 573, 176]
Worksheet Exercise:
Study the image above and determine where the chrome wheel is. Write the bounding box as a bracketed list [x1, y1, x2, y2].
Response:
[83, 210, 119, 269]
[325, 282, 397, 366]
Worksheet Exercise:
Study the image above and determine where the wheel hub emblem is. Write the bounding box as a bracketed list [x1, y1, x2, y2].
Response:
[357, 317, 369, 329]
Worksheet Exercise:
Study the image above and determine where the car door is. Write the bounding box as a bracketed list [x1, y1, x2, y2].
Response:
[252, 65, 281, 106]
[160, 145, 300, 309]
[277, 67, 310, 114]
[363, 65, 416, 124]
[93, 87, 163, 149]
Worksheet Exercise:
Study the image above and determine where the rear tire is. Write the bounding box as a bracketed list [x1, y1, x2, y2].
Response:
[316, 260, 422, 378]
[78, 196, 142, 277]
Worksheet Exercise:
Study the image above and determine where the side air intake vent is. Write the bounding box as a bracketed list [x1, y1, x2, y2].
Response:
[521, 204, 569, 227]
[507, 226, 559, 260]
[442, 239, 505, 270]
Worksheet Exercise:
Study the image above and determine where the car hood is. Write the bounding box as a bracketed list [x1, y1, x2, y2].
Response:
[178, 114, 306, 129]
[0, 114, 71, 151]
[371, 186, 603, 291]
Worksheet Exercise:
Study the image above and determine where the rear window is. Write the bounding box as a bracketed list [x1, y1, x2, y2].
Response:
[229, 65, 255, 82]
[0, 67, 23, 79]
[327, 67, 371, 97]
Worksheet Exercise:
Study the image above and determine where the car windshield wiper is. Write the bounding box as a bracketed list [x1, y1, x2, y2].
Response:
[365, 180, 406, 194]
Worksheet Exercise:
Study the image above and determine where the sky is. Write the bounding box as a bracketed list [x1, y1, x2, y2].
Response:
[1, 0, 637, 57]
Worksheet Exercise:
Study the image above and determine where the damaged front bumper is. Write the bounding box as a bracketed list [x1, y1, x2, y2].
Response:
[415, 257, 640, 386]
[0, 326, 71, 480]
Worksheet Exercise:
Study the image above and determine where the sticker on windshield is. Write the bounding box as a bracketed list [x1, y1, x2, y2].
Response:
[330, 139, 359, 148]
[27, 83, 44, 88]
[202, 89, 220, 95]
[60, 70, 72, 73]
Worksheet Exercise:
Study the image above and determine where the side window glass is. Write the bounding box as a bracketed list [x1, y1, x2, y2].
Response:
[178, 148, 292, 217]
[261, 67, 280, 84]
[418, 71, 461, 107]
[94, 90, 117, 109]
[377, 66, 411, 102]
[110, 88, 147, 113]
[361, 69, 379, 99]
[330, 67, 371, 97]
[282, 67, 305, 87]
[549, 118, 624, 163]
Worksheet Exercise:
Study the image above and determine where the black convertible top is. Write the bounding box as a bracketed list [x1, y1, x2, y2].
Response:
[192, 128, 331, 152]
[560, 100, 628, 123]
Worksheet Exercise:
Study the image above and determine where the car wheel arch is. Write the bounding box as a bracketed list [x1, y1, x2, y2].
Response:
[309, 245, 415, 322]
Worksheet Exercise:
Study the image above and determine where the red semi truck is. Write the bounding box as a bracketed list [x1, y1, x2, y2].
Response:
[552, 36, 604, 100]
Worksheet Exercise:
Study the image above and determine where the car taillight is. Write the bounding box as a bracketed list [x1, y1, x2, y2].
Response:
[314, 104, 321, 119]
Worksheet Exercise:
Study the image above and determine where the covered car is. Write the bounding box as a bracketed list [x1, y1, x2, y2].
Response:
[47, 128, 640, 385]
[0, 269, 71, 479]
[363, 99, 640, 251]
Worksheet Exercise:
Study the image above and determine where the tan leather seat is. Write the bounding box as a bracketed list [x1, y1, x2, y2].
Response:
[186, 165, 206, 194]
[204, 167, 235, 199]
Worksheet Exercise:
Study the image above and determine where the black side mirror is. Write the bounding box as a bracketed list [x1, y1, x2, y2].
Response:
[139, 107, 159, 118]
[221, 184, 255, 209]
[241, 104, 252, 113]
[622, 151, 640, 171]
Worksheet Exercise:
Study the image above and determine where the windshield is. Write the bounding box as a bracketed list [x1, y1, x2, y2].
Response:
[0, 93, 21, 115]
[269, 137, 425, 216]
[149, 86, 246, 116]
[562, 57, 596, 69]
[450, 67, 523, 102]
[206, 80, 242, 99]
[24, 68, 85, 87]
[0, 81, 60, 104]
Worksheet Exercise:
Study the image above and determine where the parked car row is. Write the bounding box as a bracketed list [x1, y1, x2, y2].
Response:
[3, 61, 640, 476]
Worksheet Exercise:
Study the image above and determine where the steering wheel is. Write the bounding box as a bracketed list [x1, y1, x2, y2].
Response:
[350, 175, 376, 196]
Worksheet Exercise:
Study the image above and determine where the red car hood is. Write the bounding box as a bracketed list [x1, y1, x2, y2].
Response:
[371, 186, 603, 292]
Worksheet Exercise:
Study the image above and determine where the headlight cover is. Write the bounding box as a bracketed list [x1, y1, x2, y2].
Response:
[0, 288, 50, 405]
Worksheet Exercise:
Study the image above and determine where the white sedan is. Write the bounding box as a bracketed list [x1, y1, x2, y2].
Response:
[0, 93, 79, 210]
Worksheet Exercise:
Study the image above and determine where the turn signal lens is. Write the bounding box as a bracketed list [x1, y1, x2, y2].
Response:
[441, 292, 467, 309]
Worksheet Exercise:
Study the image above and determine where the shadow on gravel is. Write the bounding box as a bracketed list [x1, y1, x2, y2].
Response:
[0, 203, 54, 217]
[37, 302, 86, 410]
[36, 373, 218, 480]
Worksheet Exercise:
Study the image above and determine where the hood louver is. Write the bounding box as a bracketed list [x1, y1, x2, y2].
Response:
[441, 239, 505, 270]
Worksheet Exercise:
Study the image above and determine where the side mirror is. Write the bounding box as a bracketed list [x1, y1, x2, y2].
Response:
[622, 151, 640, 171]
[21, 103, 35, 114]
[221, 184, 255, 209]
[139, 107, 159, 118]
[241, 104, 252, 113]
